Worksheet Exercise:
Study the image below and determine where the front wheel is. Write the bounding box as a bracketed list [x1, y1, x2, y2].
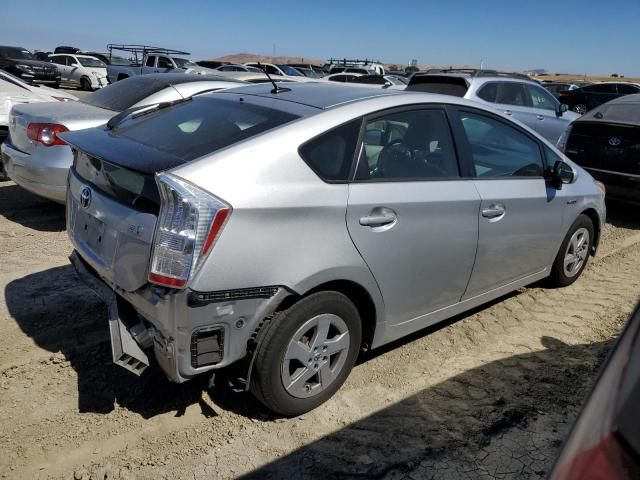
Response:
[250, 291, 362, 416]
[80, 77, 92, 91]
[549, 214, 594, 287]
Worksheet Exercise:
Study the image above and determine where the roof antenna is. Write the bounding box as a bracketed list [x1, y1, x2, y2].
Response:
[257, 62, 291, 94]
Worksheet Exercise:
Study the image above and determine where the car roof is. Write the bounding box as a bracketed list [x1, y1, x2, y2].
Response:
[219, 82, 407, 109]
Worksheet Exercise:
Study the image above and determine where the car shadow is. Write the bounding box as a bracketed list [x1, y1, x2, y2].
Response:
[0, 183, 65, 232]
[239, 336, 613, 479]
[606, 199, 640, 230]
[5, 264, 216, 419]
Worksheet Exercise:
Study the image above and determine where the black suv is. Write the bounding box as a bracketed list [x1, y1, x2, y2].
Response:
[559, 82, 640, 114]
[0, 45, 60, 86]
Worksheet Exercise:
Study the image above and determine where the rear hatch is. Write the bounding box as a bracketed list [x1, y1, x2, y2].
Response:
[63, 127, 188, 292]
[8, 101, 113, 154]
[405, 75, 470, 96]
[565, 121, 640, 176]
[61, 92, 304, 292]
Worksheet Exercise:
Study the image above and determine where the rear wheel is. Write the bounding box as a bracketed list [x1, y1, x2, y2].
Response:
[573, 103, 587, 115]
[549, 214, 594, 287]
[250, 291, 361, 416]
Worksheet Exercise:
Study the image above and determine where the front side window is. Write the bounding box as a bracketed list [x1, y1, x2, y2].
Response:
[527, 85, 558, 111]
[157, 56, 172, 69]
[356, 109, 459, 180]
[584, 84, 616, 93]
[299, 120, 361, 181]
[460, 111, 543, 177]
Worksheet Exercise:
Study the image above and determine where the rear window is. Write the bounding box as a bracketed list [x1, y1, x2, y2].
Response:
[406, 76, 469, 97]
[80, 76, 213, 111]
[113, 96, 300, 161]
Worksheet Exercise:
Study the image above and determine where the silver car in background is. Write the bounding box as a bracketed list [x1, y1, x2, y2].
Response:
[61, 83, 605, 416]
[407, 70, 581, 144]
[1, 73, 245, 202]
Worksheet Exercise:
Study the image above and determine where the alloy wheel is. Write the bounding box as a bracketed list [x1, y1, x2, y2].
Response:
[563, 227, 590, 277]
[281, 313, 350, 399]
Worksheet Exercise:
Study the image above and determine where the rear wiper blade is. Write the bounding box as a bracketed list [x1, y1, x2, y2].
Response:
[106, 96, 192, 130]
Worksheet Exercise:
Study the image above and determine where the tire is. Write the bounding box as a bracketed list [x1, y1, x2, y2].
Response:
[573, 103, 587, 115]
[80, 77, 92, 91]
[250, 291, 362, 416]
[549, 214, 594, 287]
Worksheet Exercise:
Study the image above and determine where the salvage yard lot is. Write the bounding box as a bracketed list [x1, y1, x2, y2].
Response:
[0, 181, 639, 480]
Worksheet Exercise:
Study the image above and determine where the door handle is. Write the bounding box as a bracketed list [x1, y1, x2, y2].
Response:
[359, 207, 397, 227]
[154, 70, 159, 73]
[537, 115, 544, 120]
[504, 110, 513, 116]
[481, 204, 506, 218]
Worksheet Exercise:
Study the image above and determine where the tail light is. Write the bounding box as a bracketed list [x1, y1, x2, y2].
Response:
[148, 174, 231, 289]
[559, 91, 570, 97]
[26, 123, 69, 147]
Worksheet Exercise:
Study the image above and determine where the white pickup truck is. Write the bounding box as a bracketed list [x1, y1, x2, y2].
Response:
[103, 44, 217, 82]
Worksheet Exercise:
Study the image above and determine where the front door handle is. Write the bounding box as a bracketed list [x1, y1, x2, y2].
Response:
[504, 110, 513, 116]
[359, 207, 397, 227]
[481, 204, 506, 218]
[537, 115, 544, 120]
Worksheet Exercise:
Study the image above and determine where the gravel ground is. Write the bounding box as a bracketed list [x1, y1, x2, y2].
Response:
[0, 180, 638, 480]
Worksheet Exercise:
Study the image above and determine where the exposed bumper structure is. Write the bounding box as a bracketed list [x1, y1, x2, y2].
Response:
[69, 250, 289, 382]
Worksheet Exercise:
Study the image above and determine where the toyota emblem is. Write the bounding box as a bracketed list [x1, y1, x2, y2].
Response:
[608, 137, 621, 147]
[80, 187, 92, 209]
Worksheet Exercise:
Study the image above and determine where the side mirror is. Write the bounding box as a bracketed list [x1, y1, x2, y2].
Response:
[549, 160, 575, 189]
[557, 103, 568, 117]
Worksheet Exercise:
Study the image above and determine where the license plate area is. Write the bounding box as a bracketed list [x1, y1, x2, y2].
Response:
[75, 209, 106, 258]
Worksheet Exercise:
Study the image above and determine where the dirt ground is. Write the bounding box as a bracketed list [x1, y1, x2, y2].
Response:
[0, 180, 639, 480]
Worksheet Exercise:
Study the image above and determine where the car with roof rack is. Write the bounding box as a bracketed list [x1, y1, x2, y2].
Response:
[59, 81, 604, 416]
[407, 68, 580, 144]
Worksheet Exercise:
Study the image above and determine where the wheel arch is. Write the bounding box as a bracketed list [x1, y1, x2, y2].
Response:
[117, 73, 129, 81]
[275, 279, 380, 351]
[581, 207, 601, 255]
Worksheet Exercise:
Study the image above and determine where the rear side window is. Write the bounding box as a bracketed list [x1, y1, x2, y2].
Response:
[460, 111, 543, 177]
[145, 56, 155, 67]
[480, 82, 529, 107]
[617, 84, 640, 94]
[114, 96, 300, 161]
[298, 120, 361, 181]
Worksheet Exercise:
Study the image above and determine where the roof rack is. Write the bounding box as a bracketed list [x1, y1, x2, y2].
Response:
[106, 44, 190, 64]
[422, 68, 532, 80]
[327, 57, 382, 66]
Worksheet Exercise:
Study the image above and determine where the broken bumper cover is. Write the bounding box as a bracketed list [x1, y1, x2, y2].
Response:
[69, 251, 289, 382]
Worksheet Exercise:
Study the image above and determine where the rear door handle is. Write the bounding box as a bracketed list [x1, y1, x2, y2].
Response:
[504, 110, 512, 116]
[481, 204, 506, 218]
[359, 207, 397, 227]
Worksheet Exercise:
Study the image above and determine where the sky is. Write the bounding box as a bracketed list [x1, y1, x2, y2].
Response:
[1, 0, 639, 76]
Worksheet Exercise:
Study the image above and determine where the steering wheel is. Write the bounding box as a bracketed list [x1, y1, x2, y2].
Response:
[376, 140, 414, 178]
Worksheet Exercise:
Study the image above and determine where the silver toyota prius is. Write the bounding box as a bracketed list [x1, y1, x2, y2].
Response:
[60, 82, 606, 416]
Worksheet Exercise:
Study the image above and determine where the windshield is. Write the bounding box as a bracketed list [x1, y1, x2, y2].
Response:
[0, 46, 34, 60]
[114, 96, 300, 161]
[77, 57, 106, 68]
[174, 57, 197, 68]
[276, 65, 303, 76]
[388, 75, 408, 85]
[108, 55, 134, 66]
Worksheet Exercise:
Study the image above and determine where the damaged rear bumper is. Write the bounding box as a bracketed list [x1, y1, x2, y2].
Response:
[69, 251, 289, 383]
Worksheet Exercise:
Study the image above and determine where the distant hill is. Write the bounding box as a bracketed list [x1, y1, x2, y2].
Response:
[209, 53, 325, 65]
